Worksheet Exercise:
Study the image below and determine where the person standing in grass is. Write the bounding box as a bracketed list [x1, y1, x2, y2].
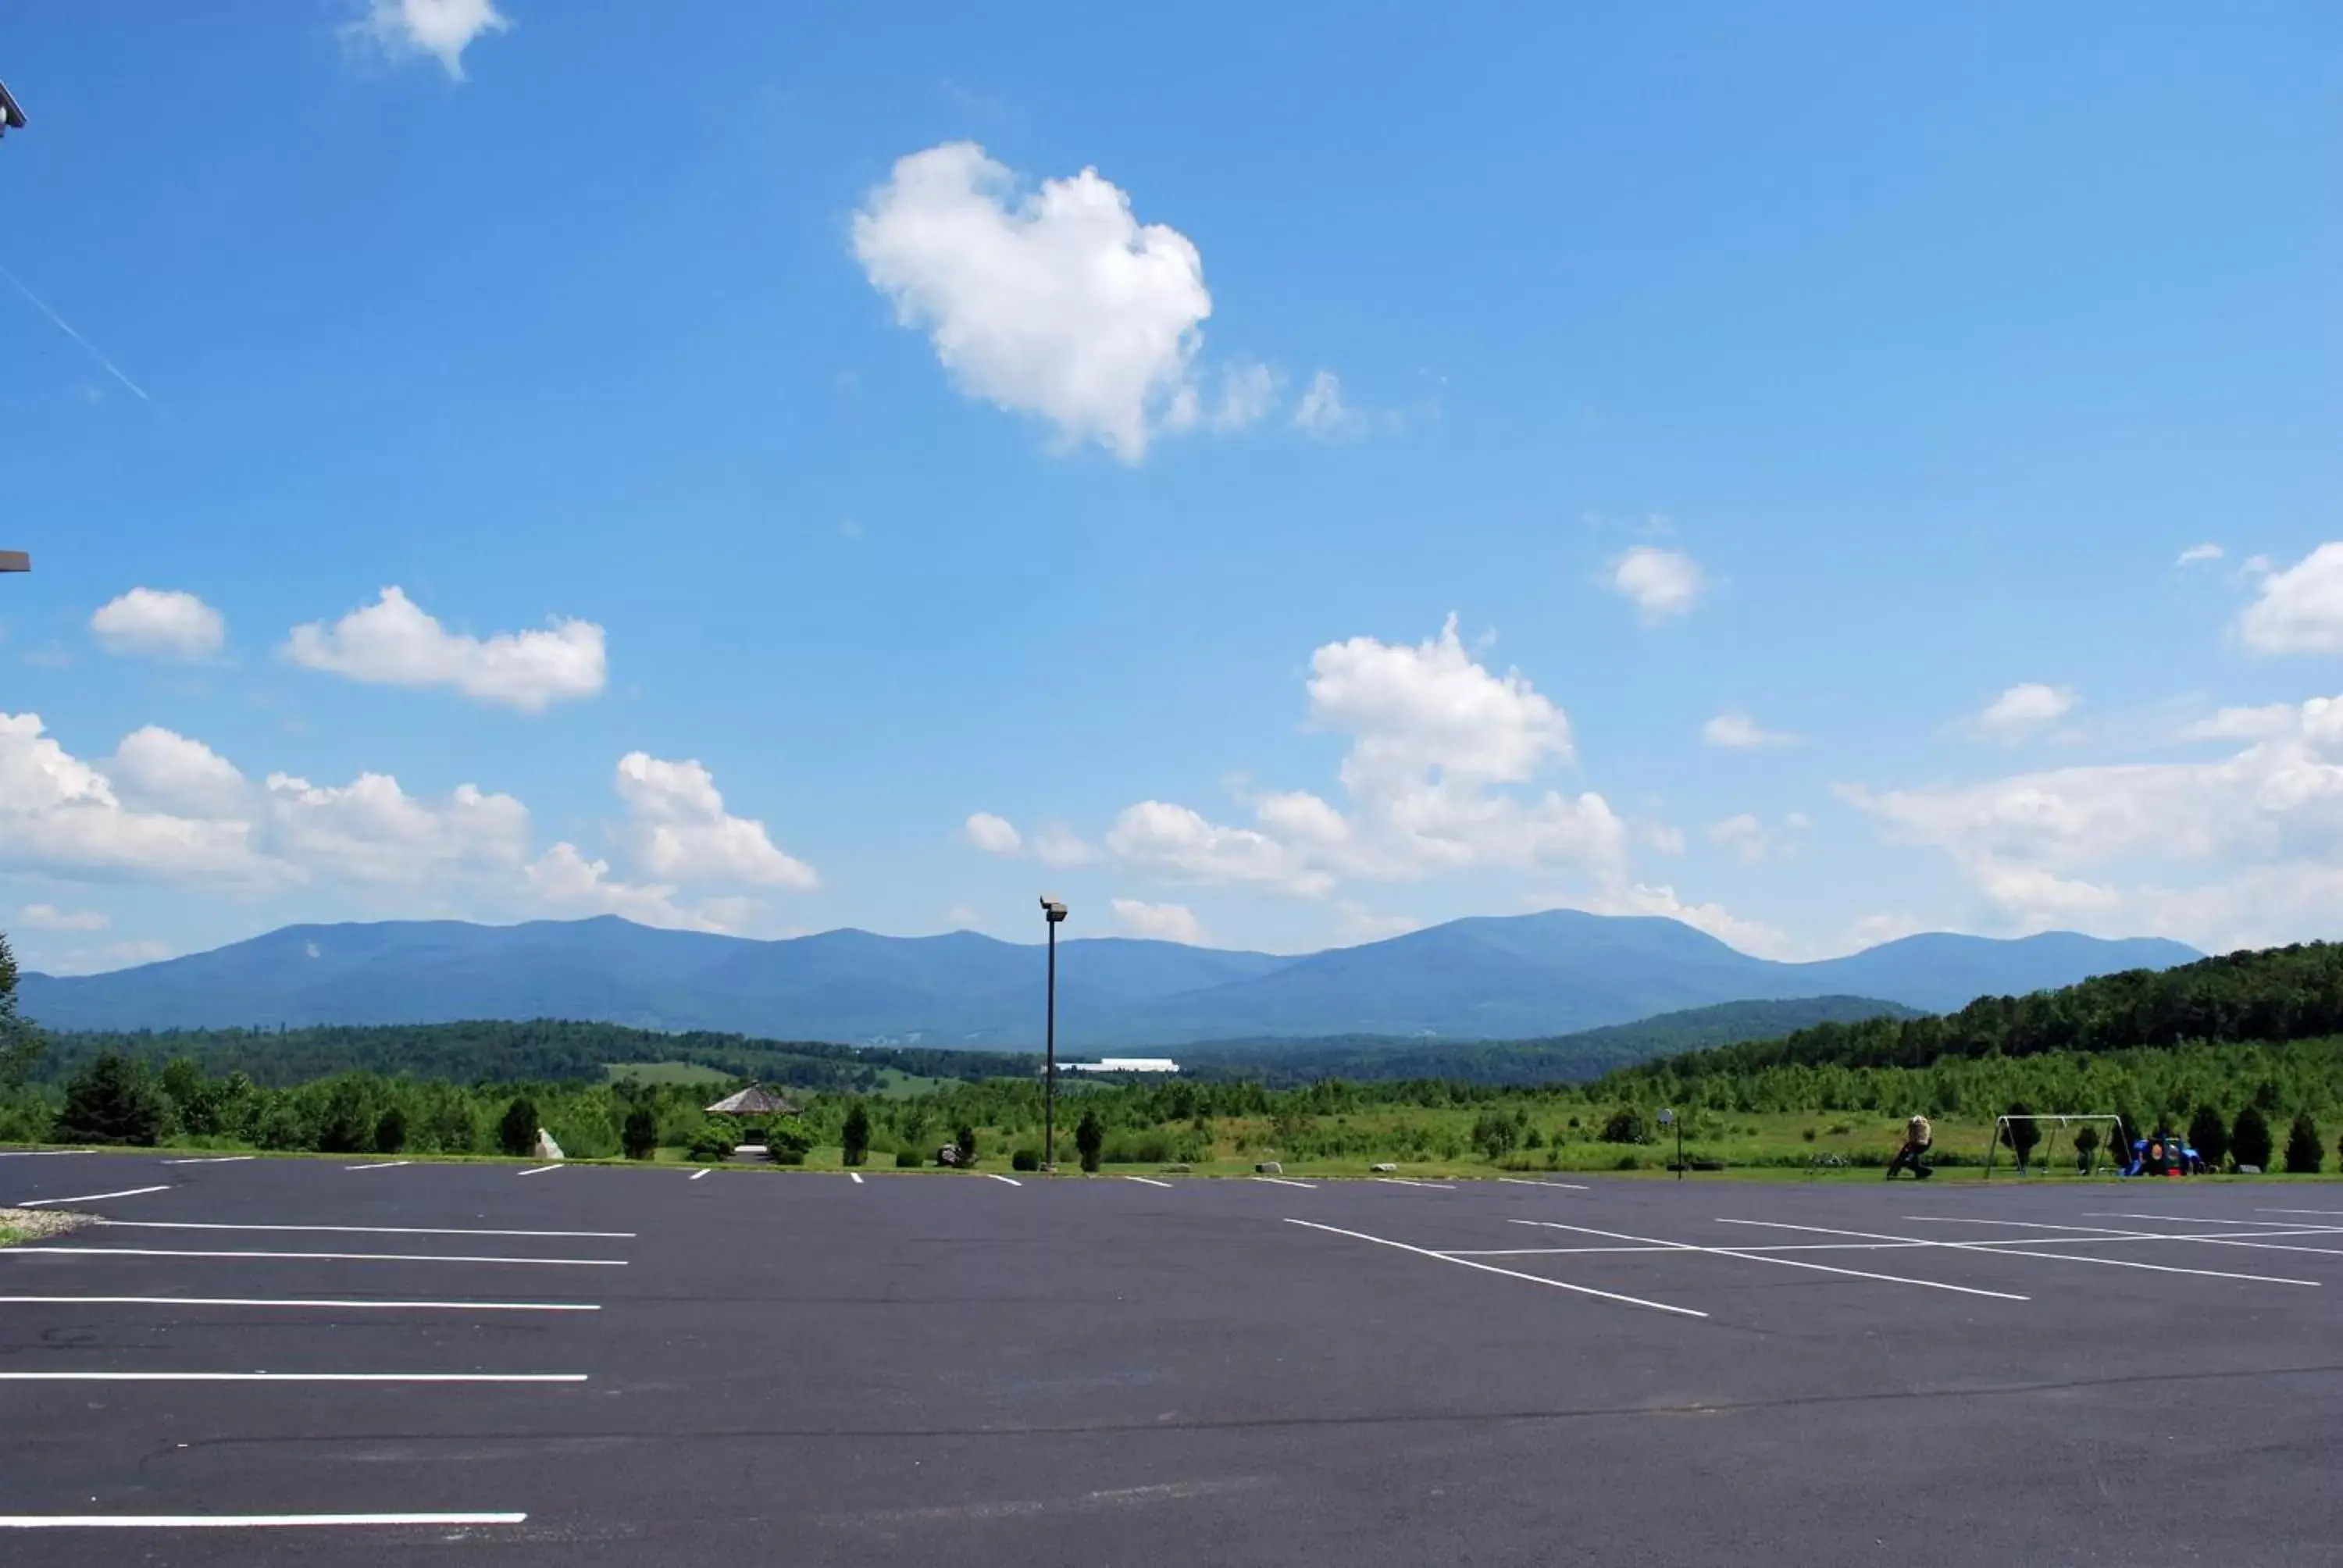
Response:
[1885, 1114, 1935, 1180]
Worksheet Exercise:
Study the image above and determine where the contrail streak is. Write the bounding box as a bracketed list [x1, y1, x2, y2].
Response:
[0, 261, 152, 402]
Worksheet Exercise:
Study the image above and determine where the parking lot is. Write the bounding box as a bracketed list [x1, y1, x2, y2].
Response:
[5, 1151, 2343, 1564]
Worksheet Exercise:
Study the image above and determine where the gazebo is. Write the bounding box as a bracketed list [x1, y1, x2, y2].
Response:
[704, 1083, 800, 1148]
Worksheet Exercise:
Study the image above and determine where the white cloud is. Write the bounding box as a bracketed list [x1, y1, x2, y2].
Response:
[17, 903, 109, 932]
[2177, 704, 2297, 743]
[1607, 547, 1705, 623]
[1104, 617, 1626, 897]
[1333, 900, 1420, 942]
[2175, 543, 2224, 567]
[963, 811, 1022, 856]
[523, 843, 727, 932]
[1211, 362, 1280, 431]
[109, 727, 248, 818]
[1293, 370, 1365, 440]
[262, 771, 532, 885]
[90, 588, 226, 661]
[1846, 692, 2343, 946]
[613, 752, 818, 889]
[1110, 897, 1204, 943]
[0, 712, 264, 882]
[1706, 812, 1807, 864]
[852, 143, 1213, 461]
[2238, 542, 2343, 654]
[1565, 882, 1795, 960]
[351, 0, 511, 80]
[1702, 712, 1795, 749]
[284, 587, 606, 712]
[1964, 682, 2078, 743]
[1032, 825, 1100, 868]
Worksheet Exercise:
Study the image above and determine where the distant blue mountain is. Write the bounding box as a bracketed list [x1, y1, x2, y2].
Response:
[16, 911, 2201, 1047]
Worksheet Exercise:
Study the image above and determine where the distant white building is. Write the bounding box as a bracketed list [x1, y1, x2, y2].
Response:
[1065, 1058, 1180, 1074]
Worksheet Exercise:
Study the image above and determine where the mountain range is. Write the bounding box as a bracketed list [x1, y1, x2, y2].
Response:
[16, 911, 2202, 1047]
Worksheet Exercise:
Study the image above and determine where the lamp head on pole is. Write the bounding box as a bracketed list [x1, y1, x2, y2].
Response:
[1040, 895, 1067, 924]
[0, 81, 25, 137]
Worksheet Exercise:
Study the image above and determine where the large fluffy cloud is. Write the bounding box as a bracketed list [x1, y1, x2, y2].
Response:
[852, 143, 1218, 461]
[1110, 897, 1204, 943]
[613, 752, 818, 890]
[350, 0, 511, 80]
[90, 588, 226, 661]
[284, 587, 605, 712]
[1103, 617, 1628, 896]
[1847, 693, 2343, 946]
[0, 714, 812, 935]
[2238, 542, 2343, 654]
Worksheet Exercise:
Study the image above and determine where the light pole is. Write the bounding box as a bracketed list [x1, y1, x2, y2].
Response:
[0, 553, 28, 573]
[1040, 896, 1067, 1172]
[0, 80, 26, 139]
[1660, 1106, 1680, 1180]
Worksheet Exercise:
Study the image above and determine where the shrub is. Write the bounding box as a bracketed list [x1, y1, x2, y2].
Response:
[2071, 1124, 2099, 1173]
[1599, 1108, 1647, 1145]
[956, 1124, 979, 1165]
[686, 1126, 736, 1163]
[2002, 1103, 2039, 1169]
[2232, 1104, 2274, 1171]
[2284, 1111, 2323, 1174]
[54, 1054, 166, 1146]
[841, 1102, 871, 1167]
[498, 1097, 540, 1158]
[1801, 1128, 1817, 1142]
[1012, 1148, 1040, 1173]
[895, 1148, 920, 1168]
[622, 1107, 658, 1161]
[1076, 1109, 1104, 1173]
[373, 1107, 408, 1155]
[2188, 1105, 2229, 1171]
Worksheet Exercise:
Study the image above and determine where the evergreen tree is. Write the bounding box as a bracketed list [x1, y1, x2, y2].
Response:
[498, 1096, 540, 1157]
[840, 1101, 871, 1167]
[55, 1053, 166, 1146]
[622, 1107, 658, 1160]
[956, 1122, 978, 1165]
[2232, 1104, 2273, 1171]
[2003, 1103, 2040, 1170]
[374, 1107, 408, 1154]
[2284, 1110, 2323, 1174]
[0, 931, 44, 1096]
[2188, 1104, 2229, 1171]
[1075, 1108, 1104, 1173]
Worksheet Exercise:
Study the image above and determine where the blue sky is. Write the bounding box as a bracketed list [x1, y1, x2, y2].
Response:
[2, 2, 2339, 975]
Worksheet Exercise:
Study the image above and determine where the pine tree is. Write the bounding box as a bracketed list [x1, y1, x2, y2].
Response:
[2232, 1104, 2273, 1171]
[2188, 1104, 2229, 1171]
[2284, 1111, 2323, 1174]
[55, 1054, 166, 1146]
[1076, 1108, 1104, 1173]
[841, 1102, 871, 1167]
[622, 1107, 658, 1160]
[498, 1096, 540, 1157]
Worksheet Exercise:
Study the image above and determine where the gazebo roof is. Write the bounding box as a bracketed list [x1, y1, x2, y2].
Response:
[704, 1083, 800, 1117]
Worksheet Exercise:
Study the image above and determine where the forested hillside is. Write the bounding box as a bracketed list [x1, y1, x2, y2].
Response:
[1611, 943, 2343, 1084]
[34, 1020, 1036, 1091]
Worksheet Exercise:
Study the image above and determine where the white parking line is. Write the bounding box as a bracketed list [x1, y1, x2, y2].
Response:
[0, 1513, 529, 1531]
[7, 1247, 624, 1267]
[1497, 1178, 1590, 1190]
[344, 1161, 410, 1172]
[0, 1151, 94, 1158]
[849, 1171, 865, 1185]
[1903, 1213, 2343, 1260]
[16, 1186, 169, 1207]
[1509, 1220, 2028, 1301]
[1374, 1178, 1457, 1190]
[2259, 1208, 2343, 1219]
[0, 1295, 597, 1313]
[161, 1156, 255, 1166]
[2084, 1212, 2313, 1229]
[92, 1221, 635, 1239]
[1717, 1217, 2320, 1286]
[1285, 1218, 1705, 1318]
[516, 1165, 563, 1177]
[689, 1168, 711, 1180]
[985, 1174, 1022, 1186]
[1123, 1175, 1173, 1188]
[0, 1372, 585, 1384]
[1248, 1176, 1316, 1188]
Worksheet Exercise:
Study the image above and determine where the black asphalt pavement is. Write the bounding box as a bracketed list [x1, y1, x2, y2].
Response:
[5, 1151, 2341, 1564]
